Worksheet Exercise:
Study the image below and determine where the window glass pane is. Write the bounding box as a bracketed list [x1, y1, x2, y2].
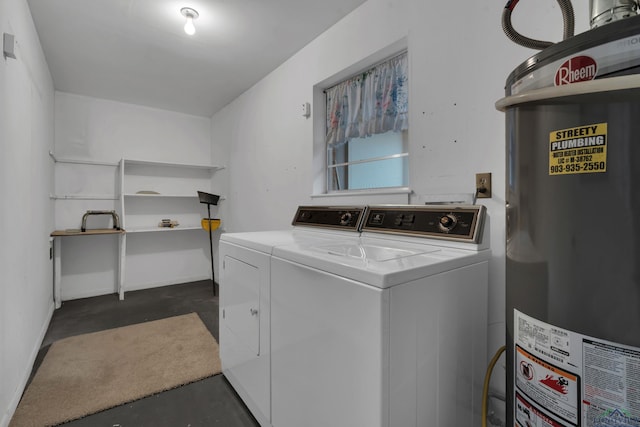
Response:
[328, 156, 408, 191]
[348, 156, 408, 190]
[327, 130, 408, 191]
[328, 143, 347, 167]
[327, 165, 346, 191]
[348, 131, 405, 162]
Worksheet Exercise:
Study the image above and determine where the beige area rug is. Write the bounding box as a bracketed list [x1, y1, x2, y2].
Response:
[10, 313, 221, 427]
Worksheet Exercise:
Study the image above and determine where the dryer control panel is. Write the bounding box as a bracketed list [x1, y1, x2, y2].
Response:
[362, 205, 485, 243]
[292, 206, 367, 232]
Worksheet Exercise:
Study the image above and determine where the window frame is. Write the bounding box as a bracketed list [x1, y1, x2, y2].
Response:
[323, 50, 409, 194]
[310, 39, 410, 198]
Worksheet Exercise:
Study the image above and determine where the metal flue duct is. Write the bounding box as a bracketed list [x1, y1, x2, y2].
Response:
[590, 0, 638, 27]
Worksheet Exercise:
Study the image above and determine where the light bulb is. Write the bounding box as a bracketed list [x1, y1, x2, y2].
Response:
[180, 8, 199, 36]
[184, 16, 196, 35]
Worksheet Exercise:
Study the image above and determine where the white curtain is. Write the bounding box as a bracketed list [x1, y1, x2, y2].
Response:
[325, 52, 408, 147]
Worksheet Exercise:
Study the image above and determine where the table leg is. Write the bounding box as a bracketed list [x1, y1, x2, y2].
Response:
[118, 233, 126, 300]
[53, 237, 62, 309]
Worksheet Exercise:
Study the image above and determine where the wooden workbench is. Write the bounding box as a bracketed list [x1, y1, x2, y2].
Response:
[50, 228, 126, 308]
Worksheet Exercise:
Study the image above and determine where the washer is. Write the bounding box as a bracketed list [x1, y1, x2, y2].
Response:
[218, 206, 367, 426]
[269, 205, 490, 427]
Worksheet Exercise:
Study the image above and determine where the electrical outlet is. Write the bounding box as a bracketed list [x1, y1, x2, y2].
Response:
[476, 173, 492, 198]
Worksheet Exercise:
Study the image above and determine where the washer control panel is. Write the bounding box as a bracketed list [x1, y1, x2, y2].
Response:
[363, 205, 485, 242]
[292, 206, 367, 232]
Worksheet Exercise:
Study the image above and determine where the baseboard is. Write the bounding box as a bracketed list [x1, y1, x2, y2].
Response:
[62, 286, 117, 301]
[59, 276, 212, 303]
[1, 301, 55, 427]
[125, 275, 210, 292]
[223, 370, 271, 427]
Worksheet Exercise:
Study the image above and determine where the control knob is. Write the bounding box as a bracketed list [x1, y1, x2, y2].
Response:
[339, 212, 352, 226]
[438, 214, 458, 232]
[300, 211, 312, 221]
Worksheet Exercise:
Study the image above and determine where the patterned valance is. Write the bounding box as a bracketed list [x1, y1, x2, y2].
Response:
[325, 51, 408, 147]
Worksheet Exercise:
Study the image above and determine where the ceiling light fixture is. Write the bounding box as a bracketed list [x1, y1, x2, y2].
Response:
[181, 7, 199, 35]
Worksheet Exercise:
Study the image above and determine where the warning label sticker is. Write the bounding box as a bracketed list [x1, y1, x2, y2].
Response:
[516, 346, 581, 425]
[583, 340, 640, 427]
[549, 123, 607, 176]
[514, 310, 640, 427]
[516, 392, 567, 427]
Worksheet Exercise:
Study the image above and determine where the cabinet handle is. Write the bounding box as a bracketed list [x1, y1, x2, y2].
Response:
[250, 308, 259, 316]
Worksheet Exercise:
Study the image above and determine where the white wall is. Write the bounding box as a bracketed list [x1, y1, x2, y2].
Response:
[210, 0, 590, 415]
[0, 0, 55, 425]
[0, 0, 592, 424]
[53, 92, 214, 298]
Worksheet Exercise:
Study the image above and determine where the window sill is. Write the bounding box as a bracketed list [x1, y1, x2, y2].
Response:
[311, 187, 411, 198]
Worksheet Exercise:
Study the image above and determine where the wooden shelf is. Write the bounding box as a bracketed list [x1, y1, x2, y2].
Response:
[51, 228, 125, 237]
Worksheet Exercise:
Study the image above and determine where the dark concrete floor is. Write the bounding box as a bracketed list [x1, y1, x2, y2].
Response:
[26, 280, 260, 427]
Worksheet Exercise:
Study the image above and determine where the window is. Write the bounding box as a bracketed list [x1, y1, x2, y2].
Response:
[328, 130, 408, 191]
[325, 51, 408, 192]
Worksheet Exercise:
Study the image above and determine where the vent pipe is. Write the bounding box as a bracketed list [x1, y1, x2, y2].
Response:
[590, 0, 639, 28]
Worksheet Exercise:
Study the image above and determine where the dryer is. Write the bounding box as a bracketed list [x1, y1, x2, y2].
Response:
[218, 206, 367, 426]
[269, 205, 490, 427]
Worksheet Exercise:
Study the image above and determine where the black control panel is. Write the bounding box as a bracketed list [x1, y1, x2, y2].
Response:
[292, 206, 367, 232]
[362, 205, 485, 242]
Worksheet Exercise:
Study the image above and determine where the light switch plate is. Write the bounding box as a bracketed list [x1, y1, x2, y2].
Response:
[3, 33, 16, 59]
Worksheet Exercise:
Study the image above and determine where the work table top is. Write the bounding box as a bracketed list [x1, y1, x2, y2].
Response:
[51, 229, 125, 237]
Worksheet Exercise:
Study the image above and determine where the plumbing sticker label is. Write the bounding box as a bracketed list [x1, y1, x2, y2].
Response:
[549, 123, 607, 176]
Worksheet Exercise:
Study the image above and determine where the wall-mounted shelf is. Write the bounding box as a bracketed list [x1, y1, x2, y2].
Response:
[49, 153, 224, 304]
[50, 151, 121, 207]
[50, 194, 120, 200]
[120, 158, 223, 234]
[49, 151, 119, 167]
[123, 193, 226, 199]
[122, 158, 224, 171]
[125, 226, 203, 234]
[118, 157, 223, 297]
[123, 193, 200, 198]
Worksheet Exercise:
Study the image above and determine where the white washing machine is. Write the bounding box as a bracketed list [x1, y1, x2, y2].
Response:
[218, 206, 367, 426]
[269, 205, 490, 427]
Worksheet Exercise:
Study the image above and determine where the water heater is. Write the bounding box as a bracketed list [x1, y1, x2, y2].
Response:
[498, 15, 640, 427]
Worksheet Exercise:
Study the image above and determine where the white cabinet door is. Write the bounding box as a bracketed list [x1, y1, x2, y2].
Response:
[222, 255, 260, 355]
[219, 240, 271, 427]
